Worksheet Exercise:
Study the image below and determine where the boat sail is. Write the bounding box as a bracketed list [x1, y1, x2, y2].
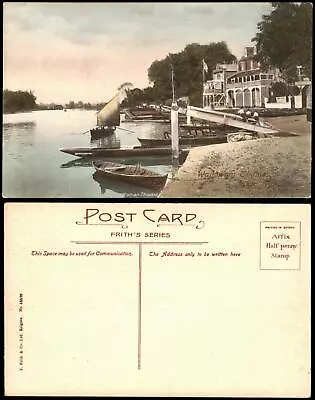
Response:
[90, 91, 125, 139]
[96, 92, 121, 127]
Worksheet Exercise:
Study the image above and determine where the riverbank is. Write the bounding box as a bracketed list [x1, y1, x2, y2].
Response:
[263, 114, 311, 136]
[160, 115, 311, 198]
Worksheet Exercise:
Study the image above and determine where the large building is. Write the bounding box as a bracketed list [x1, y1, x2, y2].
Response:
[203, 46, 277, 109]
[203, 63, 238, 108]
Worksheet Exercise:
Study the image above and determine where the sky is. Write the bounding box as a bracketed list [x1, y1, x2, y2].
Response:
[3, 2, 273, 104]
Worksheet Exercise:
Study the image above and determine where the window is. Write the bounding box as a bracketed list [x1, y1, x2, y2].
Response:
[251, 75, 254, 81]
[261, 74, 267, 79]
[255, 75, 259, 80]
[268, 74, 274, 79]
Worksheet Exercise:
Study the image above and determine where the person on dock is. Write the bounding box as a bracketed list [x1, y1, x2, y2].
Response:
[237, 108, 247, 122]
[253, 111, 260, 125]
[246, 110, 252, 120]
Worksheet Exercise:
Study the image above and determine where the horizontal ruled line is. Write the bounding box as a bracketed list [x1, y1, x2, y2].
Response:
[71, 241, 208, 245]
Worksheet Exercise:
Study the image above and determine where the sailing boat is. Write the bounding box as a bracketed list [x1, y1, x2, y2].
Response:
[90, 92, 121, 139]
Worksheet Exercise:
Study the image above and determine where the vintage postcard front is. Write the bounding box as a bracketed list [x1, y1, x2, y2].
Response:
[4, 203, 310, 396]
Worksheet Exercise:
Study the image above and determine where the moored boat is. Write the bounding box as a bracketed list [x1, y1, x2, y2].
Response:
[180, 123, 240, 135]
[123, 106, 169, 122]
[93, 161, 168, 190]
[60, 146, 191, 158]
[138, 135, 227, 148]
[90, 126, 116, 139]
[90, 90, 125, 138]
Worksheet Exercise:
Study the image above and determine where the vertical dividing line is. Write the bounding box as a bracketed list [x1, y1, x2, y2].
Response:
[138, 243, 142, 370]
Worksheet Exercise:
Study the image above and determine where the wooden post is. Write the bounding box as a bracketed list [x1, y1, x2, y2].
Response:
[202, 61, 205, 108]
[171, 101, 179, 159]
[187, 106, 192, 124]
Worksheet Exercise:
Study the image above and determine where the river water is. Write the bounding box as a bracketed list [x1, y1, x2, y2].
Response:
[3, 110, 175, 198]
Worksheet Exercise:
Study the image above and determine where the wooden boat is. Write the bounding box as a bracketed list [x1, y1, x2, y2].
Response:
[123, 106, 168, 121]
[138, 135, 227, 148]
[121, 118, 170, 123]
[90, 126, 116, 139]
[93, 161, 168, 190]
[60, 145, 190, 158]
[180, 123, 240, 135]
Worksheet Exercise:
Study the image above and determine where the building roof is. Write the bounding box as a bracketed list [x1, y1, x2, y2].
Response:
[214, 63, 238, 73]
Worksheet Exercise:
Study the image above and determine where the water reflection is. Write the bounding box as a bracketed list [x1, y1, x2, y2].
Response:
[3, 121, 36, 129]
[90, 134, 121, 148]
[60, 155, 180, 169]
[92, 171, 158, 197]
[2, 119, 36, 151]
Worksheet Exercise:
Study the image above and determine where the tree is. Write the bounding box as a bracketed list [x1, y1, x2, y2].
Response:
[118, 82, 134, 92]
[3, 89, 37, 113]
[252, 2, 312, 82]
[67, 101, 75, 109]
[148, 41, 236, 106]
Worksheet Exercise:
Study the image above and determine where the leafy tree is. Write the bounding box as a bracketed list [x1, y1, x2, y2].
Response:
[148, 41, 236, 106]
[252, 2, 312, 82]
[121, 88, 146, 107]
[84, 102, 92, 110]
[118, 82, 134, 92]
[3, 89, 37, 113]
[271, 81, 289, 97]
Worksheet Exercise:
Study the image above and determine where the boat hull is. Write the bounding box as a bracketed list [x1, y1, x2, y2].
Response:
[138, 136, 227, 148]
[93, 161, 168, 190]
[90, 126, 115, 139]
[60, 146, 190, 158]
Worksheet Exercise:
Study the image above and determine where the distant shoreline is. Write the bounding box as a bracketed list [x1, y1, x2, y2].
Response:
[3, 108, 97, 115]
[4, 109, 35, 115]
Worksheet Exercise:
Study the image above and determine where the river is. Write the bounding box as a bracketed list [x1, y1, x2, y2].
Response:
[3, 110, 175, 198]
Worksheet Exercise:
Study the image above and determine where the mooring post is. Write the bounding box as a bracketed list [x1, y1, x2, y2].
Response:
[171, 101, 179, 159]
[186, 105, 192, 125]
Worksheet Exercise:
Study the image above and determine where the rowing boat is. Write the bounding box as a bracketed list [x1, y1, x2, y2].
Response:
[180, 124, 239, 135]
[93, 161, 168, 190]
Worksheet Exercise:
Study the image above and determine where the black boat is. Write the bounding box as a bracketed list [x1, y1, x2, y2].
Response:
[60, 146, 191, 158]
[90, 126, 116, 139]
[137, 135, 227, 148]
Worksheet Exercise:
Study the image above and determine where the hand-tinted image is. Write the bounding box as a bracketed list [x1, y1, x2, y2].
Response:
[3, 2, 312, 198]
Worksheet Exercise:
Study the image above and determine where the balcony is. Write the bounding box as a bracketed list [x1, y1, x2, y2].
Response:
[203, 88, 225, 94]
[204, 81, 224, 94]
[226, 78, 274, 90]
